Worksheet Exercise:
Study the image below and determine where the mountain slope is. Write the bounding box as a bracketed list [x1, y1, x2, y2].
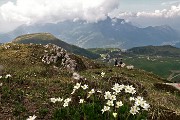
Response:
[1, 17, 180, 49]
[12, 33, 100, 59]
[127, 45, 180, 57]
[0, 43, 180, 119]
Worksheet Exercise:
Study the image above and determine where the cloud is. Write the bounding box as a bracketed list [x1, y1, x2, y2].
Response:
[0, 0, 119, 32]
[0, 0, 120, 33]
[110, 4, 180, 19]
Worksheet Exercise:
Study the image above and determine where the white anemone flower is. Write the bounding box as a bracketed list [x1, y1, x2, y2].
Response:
[104, 91, 112, 99]
[101, 106, 110, 114]
[71, 88, 76, 94]
[112, 83, 125, 93]
[124, 85, 136, 94]
[129, 97, 135, 101]
[56, 97, 63, 102]
[5, 74, 11, 78]
[81, 84, 88, 90]
[106, 100, 114, 106]
[113, 112, 117, 118]
[101, 72, 105, 77]
[110, 95, 116, 101]
[50, 98, 57, 103]
[141, 102, 150, 111]
[0, 76, 2, 79]
[130, 106, 140, 115]
[116, 101, 123, 108]
[135, 96, 144, 106]
[74, 83, 81, 90]
[79, 99, 84, 104]
[63, 102, 69, 107]
[26, 115, 37, 120]
[87, 89, 95, 98]
[64, 98, 71, 103]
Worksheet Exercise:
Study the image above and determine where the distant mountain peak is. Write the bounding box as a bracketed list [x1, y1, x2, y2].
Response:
[1, 17, 180, 49]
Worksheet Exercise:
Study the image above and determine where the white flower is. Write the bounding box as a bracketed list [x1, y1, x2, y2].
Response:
[135, 96, 144, 106]
[124, 85, 136, 94]
[63, 98, 71, 107]
[89, 89, 95, 94]
[71, 88, 76, 94]
[129, 97, 135, 101]
[0, 76, 2, 79]
[26, 115, 37, 120]
[130, 106, 140, 115]
[73, 72, 81, 80]
[79, 99, 84, 104]
[112, 83, 125, 93]
[56, 97, 63, 102]
[63, 102, 69, 107]
[81, 84, 88, 90]
[87, 89, 95, 98]
[74, 83, 81, 90]
[116, 101, 123, 108]
[141, 102, 150, 111]
[113, 112, 117, 118]
[101, 106, 110, 114]
[50, 98, 57, 103]
[104, 91, 112, 99]
[101, 72, 105, 77]
[64, 98, 71, 103]
[5, 74, 11, 78]
[97, 90, 102, 93]
[106, 100, 114, 106]
[110, 95, 116, 101]
[0, 83, 3, 87]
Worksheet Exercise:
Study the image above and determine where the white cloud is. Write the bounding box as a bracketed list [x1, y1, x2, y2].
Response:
[0, 0, 180, 33]
[110, 4, 180, 19]
[0, 0, 119, 32]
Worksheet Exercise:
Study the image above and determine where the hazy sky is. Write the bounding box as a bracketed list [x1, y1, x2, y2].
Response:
[0, 0, 180, 33]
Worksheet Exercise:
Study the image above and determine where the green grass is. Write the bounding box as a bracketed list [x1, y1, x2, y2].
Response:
[123, 56, 180, 82]
[0, 43, 180, 119]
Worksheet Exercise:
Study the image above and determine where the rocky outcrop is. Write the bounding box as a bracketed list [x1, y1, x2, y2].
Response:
[41, 44, 80, 72]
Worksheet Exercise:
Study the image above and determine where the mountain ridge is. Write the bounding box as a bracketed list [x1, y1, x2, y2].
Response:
[0, 17, 180, 49]
[12, 33, 100, 59]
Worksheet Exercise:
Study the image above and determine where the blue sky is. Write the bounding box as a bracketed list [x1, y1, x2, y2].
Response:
[0, 0, 180, 33]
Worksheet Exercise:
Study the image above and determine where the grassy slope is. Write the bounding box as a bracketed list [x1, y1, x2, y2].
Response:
[88, 48, 180, 82]
[124, 56, 180, 81]
[0, 43, 180, 119]
[127, 45, 180, 57]
[12, 33, 100, 59]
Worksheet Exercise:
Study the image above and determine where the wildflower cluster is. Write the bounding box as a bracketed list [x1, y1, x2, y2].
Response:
[101, 83, 150, 118]
[50, 73, 150, 119]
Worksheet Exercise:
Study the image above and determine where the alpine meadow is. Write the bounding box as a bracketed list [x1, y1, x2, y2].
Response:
[0, 0, 180, 120]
